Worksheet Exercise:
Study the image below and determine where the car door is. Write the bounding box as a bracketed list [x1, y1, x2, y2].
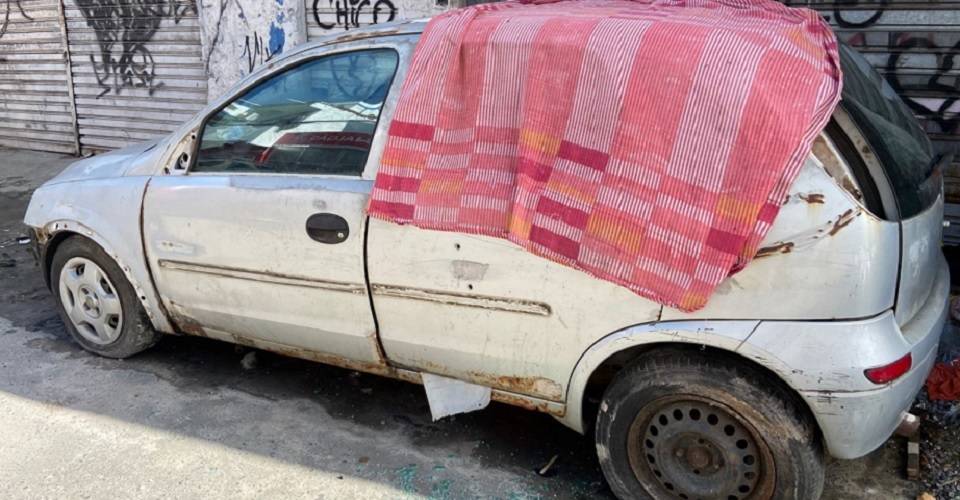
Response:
[366, 219, 664, 402]
[143, 44, 408, 364]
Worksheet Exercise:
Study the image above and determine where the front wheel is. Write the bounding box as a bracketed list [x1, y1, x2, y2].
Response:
[595, 347, 824, 500]
[51, 236, 160, 358]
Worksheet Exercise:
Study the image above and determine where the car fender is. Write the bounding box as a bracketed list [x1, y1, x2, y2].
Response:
[557, 320, 760, 433]
[23, 177, 174, 334]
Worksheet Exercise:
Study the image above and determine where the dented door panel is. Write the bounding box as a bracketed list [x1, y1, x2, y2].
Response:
[366, 217, 663, 402]
[896, 196, 945, 327]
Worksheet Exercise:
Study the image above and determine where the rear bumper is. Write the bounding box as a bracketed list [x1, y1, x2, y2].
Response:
[800, 334, 938, 459]
[740, 255, 949, 459]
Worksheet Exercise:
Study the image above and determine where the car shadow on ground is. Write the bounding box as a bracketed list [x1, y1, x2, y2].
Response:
[2, 302, 916, 499]
[2, 271, 612, 498]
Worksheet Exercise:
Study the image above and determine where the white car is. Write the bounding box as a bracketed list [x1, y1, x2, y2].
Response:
[23, 22, 949, 499]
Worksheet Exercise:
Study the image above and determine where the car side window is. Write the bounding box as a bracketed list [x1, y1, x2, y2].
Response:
[193, 49, 399, 176]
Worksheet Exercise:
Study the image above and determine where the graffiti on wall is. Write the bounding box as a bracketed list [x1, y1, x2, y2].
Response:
[313, 0, 396, 31]
[883, 35, 959, 140]
[785, 1, 960, 142]
[242, 31, 278, 73]
[238, 5, 287, 73]
[75, 0, 196, 98]
[0, 0, 31, 39]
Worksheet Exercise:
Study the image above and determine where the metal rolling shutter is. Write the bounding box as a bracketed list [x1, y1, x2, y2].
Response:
[63, 0, 206, 154]
[0, 0, 78, 154]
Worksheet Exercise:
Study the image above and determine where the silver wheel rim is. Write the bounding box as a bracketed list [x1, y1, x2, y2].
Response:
[58, 257, 123, 345]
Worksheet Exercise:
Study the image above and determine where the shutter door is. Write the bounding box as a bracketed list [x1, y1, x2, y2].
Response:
[0, 0, 77, 154]
[64, 0, 206, 154]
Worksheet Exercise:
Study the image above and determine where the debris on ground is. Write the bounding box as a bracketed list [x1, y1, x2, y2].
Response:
[908, 435, 920, 480]
[926, 360, 960, 401]
[913, 322, 960, 499]
[537, 454, 558, 477]
[918, 492, 936, 500]
[240, 352, 257, 370]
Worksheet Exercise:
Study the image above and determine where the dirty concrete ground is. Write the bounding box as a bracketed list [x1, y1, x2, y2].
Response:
[0, 146, 938, 498]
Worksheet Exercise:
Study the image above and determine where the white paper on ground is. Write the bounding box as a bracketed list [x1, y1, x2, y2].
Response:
[421, 372, 492, 421]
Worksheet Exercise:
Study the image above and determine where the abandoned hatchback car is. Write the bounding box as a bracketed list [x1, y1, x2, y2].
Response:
[23, 3, 948, 500]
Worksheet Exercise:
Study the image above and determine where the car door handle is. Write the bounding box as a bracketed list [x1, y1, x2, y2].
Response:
[305, 213, 349, 244]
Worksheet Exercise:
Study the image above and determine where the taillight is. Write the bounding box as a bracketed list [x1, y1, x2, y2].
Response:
[864, 353, 912, 384]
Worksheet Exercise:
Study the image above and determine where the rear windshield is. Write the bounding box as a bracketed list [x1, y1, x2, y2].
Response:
[838, 44, 938, 219]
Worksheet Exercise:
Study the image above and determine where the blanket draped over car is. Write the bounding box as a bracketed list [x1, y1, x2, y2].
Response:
[367, 0, 842, 311]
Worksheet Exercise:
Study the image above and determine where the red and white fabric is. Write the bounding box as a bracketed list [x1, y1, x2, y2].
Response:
[368, 0, 842, 311]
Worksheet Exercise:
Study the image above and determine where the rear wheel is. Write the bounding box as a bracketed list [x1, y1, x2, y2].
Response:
[51, 236, 160, 358]
[595, 347, 824, 500]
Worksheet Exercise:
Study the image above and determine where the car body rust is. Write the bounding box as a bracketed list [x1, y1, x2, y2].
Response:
[467, 371, 564, 401]
[754, 208, 862, 259]
[755, 241, 794, 257]
[828, 208, 857, 236]
[370, 283, 552, 316]
[166, 302, 206, 337]
[490, 391, 566, 417]
[165, 302, 569, 415]
[799, 193, 825, 204]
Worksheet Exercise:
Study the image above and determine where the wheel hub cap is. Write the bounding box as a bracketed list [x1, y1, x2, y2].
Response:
[79, 286, 102, 318]
[58, 257, 123, 346]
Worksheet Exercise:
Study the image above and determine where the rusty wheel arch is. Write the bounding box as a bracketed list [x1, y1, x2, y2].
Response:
[580, 342, 823, 445]
[39, 230, 85, 290]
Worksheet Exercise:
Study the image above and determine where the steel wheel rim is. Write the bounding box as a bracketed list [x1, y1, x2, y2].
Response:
[58, 257, 123, 345]
[626, 395, 776, 500]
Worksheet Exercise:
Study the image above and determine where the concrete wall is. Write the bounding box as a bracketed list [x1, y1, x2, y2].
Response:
[199, 0, 307, 100]
[201, 0, 461, 100]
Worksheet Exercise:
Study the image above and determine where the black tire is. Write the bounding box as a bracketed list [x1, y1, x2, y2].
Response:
[595, 347, 824, 500]
[50, 236, 160, 358]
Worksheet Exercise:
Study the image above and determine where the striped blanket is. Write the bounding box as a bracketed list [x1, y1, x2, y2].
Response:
[368, 0, 842, 311]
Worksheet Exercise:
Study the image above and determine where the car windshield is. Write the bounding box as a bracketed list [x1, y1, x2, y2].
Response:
[838, 43, 938, 219]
